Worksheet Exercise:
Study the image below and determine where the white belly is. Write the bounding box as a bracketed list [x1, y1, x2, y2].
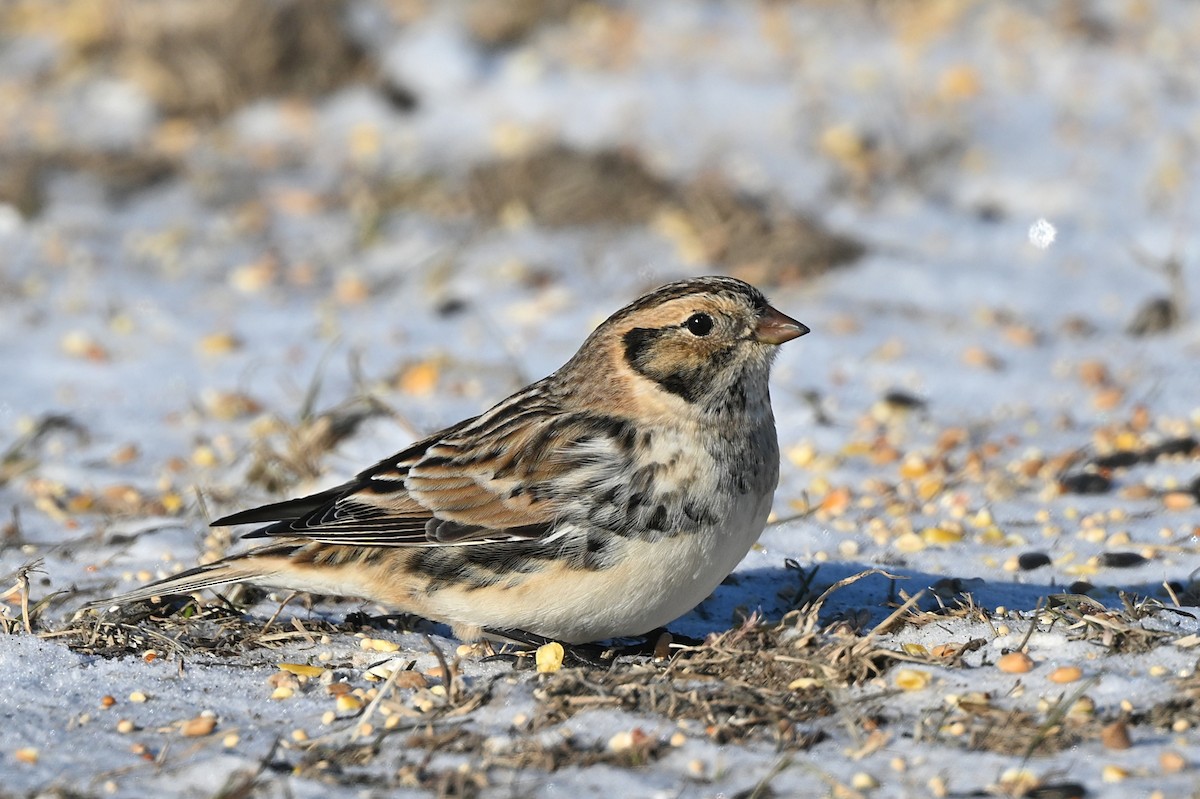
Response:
[426, 487, 773, 644]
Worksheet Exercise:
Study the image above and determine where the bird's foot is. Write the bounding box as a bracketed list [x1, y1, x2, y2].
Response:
[481, 626, 704, 669]
[606, 627, 705, 659]
[482, 627, 615, 669]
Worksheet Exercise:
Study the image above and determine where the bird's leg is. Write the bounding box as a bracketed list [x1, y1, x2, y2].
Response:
[611, 627, 705, 657]
[481, 627, 615, 669]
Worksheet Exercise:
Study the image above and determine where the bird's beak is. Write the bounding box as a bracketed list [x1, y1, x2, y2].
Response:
[755, 305, 809, 344]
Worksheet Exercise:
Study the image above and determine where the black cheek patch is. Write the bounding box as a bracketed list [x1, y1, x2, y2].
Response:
[655, 369, 703, 402]
[622, 327, 665, 367]
[622, 327, 703, 402]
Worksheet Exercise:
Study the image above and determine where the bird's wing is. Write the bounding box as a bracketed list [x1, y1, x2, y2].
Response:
[214, 396, 635, 548]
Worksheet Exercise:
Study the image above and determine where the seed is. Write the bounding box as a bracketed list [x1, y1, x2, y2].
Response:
[607, 728, 649, 753]
[1159, 750, 1187, 773]
[278, 663, 324, 678]
[1048, 666, 1083, 683]
[921, 526, 963, 546]
[535, 642, 565, 673]
[393, 671, 429, 690]
[1101, 764, 1129, 782]
[1100, 721, 1131, 750]
[997, 652, 1034, 673]
[851, 772, 879, 790]
[336, 695, 363, 713]
[894, 669, 932, 691]
[1069, 696, 1096, 717]
[179, 716, 217, 737]
[1164, 491, 1197, 510]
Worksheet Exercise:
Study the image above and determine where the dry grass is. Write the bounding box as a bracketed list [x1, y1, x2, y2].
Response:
[6, 0, 367, 119]
[371, 146, 865, 286]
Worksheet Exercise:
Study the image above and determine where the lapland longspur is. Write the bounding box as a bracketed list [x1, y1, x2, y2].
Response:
[92, 277, 807, 644]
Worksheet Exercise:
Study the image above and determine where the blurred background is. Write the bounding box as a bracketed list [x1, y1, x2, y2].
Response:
[1, 0, 1197, 586]
[3, 5, 1200, 795]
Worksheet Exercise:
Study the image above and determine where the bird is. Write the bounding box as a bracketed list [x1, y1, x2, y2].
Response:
[89, 276, 808, 645]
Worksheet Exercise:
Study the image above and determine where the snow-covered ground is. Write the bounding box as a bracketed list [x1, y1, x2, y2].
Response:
[2, 2, 1199, 796]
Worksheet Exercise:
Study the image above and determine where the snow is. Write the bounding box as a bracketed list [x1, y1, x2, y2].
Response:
[2, 2, 1200, 797]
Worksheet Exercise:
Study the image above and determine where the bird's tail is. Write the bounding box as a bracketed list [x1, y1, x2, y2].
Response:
[80, 549, 288, 612]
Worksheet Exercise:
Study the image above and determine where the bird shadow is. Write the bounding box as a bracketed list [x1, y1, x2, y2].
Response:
[669, 559, 1198, 642]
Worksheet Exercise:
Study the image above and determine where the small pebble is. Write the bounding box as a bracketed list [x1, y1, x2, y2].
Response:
[1059, 472, 1113, 495]
[1018, 552, 1052, 571]
[1098, 551, 1148, 568]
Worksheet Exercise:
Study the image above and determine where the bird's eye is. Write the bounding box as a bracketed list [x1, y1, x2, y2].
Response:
[683, 312, 713, 336]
